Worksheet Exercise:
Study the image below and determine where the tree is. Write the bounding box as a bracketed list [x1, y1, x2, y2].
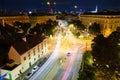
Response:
[116, 27, 120, 32]
[107, 31, 120, 71]
[91, 32, 120, 79]
[108, 31, 120, 44]
[72, 20, 85, 31]
[89, 22, 101, 35]
[83, 51, 94, 66]
[29, 23, 43, 35]
[46, 19, 53, 25]
[13, 21, 22, 28]
[79, 51, 96, 80]
[29, 19, 57, 37]
[44, 19, 57, 36]
[21, 22, 31, 34]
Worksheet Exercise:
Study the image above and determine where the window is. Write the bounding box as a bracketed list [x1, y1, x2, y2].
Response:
[33, 49, 35, 55]
[34, 58, 36, 61]
[111, 26, 112, 29]
[28, 53, 31, 59]
[41, 51, 44, 55]
[38, 54, 40, 58]
[38, 46, 39, 52]
[24, 57, 26, 61]
[41, 43, 43, 49]
[19, 70, 22, 74]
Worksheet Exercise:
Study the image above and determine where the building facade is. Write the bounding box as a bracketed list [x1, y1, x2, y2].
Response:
[0, 15, 56, 26]
[0, 14, 56, 80]
[80, 13, 120, 37]
[0, 39, 49, 80]
[0, 15, 29, 26]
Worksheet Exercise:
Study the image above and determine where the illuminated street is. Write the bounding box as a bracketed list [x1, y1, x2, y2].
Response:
[29, 27, 92, 80]
[29, 34, 61, 80]
[0, 0, 120, 80]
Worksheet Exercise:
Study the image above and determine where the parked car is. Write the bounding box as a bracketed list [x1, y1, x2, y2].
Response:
[25, 72, 33, 79]
[38, 62, 42, 67]
[32, 65, 39, 73]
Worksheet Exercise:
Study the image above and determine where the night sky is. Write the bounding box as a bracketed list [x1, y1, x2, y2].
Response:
[0, 0, 120, 12]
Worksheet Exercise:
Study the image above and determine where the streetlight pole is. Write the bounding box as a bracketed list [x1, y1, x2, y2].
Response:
[74, 5, 78, 13]
[47, 1, 51, 13]
[53, 2, 57, 14]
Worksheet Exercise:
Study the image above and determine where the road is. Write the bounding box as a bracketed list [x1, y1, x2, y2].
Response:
[29, 34, 61, 80]
[29, 28, 92, 80]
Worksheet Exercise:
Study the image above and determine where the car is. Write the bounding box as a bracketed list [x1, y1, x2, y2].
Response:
[25, 72, 33, 79]
[32, 65, 39, 73]
[67, 52, 71, 56]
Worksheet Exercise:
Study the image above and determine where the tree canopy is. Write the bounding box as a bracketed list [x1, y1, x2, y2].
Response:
[88, 22, 101, 35]
[79, 51, 96, 80]
[116, 27, 120, 32]
[72, 20, 85, 31]
[91, 31, 120, 74]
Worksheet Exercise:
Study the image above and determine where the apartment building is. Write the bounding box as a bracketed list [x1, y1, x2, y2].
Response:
[80, 13, 120, 37]
[0, 15, 56, 26]
[0, 35, 48, 80]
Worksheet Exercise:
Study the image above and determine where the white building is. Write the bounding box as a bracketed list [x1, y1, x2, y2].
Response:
[0, 35, 49, 80]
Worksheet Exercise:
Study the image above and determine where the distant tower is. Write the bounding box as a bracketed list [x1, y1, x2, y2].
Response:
[91, 5, 98, 13]
[95, 5, 98, 12]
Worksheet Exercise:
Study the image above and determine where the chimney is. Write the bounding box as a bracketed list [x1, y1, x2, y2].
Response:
[22, 37, 27, 42]
[34, 32, 37, 35]
[2, 19, 5, 27]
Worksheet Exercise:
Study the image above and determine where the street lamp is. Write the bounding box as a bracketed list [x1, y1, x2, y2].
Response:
[74, 5, 78, 13]
[53, 2, 56, 5]
[47, 1, 51, 13]
[118, 43, 120, 46]
[47, 1, 50, 5]
[53, 2, 57, 13]
[74, 5, 78, 9]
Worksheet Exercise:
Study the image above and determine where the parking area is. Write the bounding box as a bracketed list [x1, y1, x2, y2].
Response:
[16, 55, 50, 80]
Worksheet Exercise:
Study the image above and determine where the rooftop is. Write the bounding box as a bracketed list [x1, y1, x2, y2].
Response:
[13, 34, 45, 55]
[81, 12, 120, 15]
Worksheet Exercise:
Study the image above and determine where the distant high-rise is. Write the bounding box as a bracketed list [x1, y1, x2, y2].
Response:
[0, 8, 3, 15]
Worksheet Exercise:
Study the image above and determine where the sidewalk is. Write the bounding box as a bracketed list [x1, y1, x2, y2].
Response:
[15, 55, 50, 80]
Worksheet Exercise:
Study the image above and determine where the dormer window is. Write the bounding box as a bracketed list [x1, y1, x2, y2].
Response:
[33, 49, 35, 55]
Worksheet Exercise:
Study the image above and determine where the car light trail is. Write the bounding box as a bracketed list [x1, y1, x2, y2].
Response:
[29, 34, 61, 80]
[62, 48, 78, 80]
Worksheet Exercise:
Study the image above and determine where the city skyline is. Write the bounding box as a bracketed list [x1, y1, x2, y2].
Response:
[0, 8, 120, 80]
[0, 0, 120, 13]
